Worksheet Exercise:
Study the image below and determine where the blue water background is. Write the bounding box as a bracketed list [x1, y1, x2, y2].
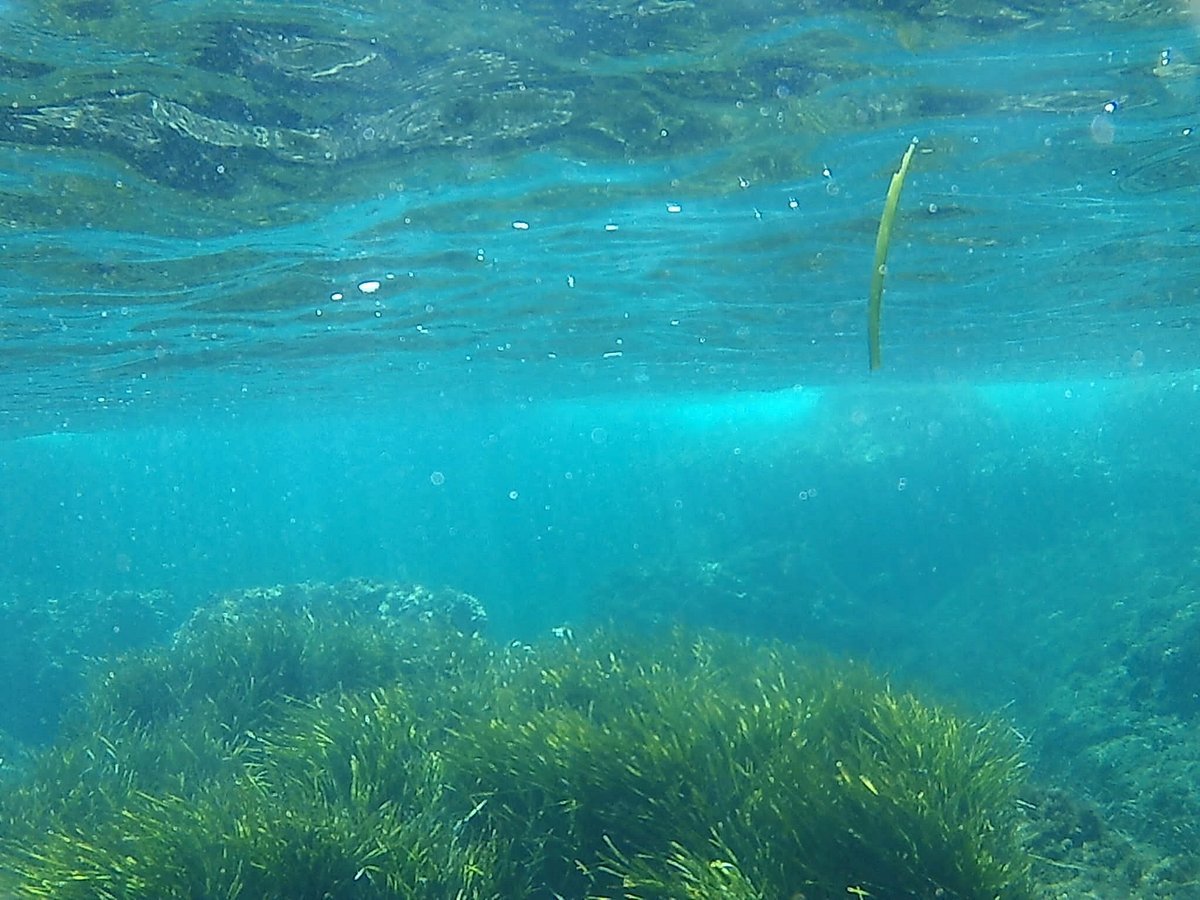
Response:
[0, 376, 1175, 638]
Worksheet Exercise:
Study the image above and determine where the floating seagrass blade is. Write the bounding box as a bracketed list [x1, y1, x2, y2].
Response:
[867, 140, 917, 371]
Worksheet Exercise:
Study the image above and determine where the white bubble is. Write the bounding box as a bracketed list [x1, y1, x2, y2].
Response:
[508, 490, 519, 500]
[512, 220, 530, 230]
[358, 280, 382, 294]
[430, 471, 445, 486]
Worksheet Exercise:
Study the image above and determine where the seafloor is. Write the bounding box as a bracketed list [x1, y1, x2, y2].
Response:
[2, 539, 1199, 897]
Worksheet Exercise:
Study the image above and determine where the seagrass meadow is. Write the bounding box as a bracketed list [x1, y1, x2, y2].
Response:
[0, 581, 1034, 900]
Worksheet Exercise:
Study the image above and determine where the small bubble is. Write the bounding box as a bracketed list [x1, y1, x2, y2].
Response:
[897, 477, 907, 492]
[430, 471, 445, 486]
[508, 490, 519, 500]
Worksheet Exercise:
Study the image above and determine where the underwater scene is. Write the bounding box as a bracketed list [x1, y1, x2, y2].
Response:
[3, 0, 1200, 897]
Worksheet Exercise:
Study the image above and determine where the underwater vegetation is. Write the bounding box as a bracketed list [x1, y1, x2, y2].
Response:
[0, 582, 1033, 899]
[867, 139, 917, 371]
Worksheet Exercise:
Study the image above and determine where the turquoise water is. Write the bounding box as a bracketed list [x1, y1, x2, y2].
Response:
[5, 0, 1200, 895]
